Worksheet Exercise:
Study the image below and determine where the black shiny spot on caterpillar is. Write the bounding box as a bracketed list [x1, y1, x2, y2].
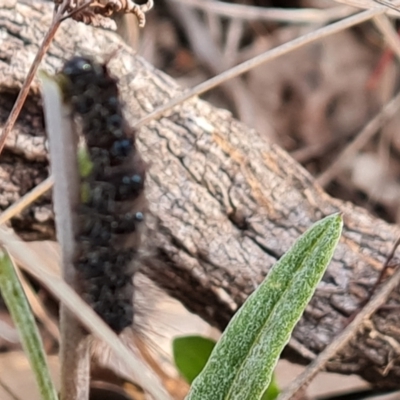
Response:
[60, 56, 146, 333]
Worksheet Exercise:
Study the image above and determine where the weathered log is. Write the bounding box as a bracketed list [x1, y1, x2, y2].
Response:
[1, 1, 400, 387]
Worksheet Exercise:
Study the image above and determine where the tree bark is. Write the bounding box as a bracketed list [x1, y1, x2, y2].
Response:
[1, 1, 400, 388]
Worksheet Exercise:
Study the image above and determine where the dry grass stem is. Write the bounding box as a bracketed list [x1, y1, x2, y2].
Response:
[291, 139, 340, 164]
[0, 379, 21, 400]
[373, 13, 400, 59]
[170, 2, 256, 123]
[170, 0, 357, 24]
[0, 177, 54, 226]
[135, 8, 385, 129]
[0, 320, 19, 344]
[223, 18, 244, 64]
[288, 337, 317, 361]
[317, 91, 400, 187]
[334, 0, 398, 14]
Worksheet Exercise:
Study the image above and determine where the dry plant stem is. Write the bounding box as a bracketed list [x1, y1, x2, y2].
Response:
[374, 0, 400, 13]
[335, 0, 400, 15]
[317, 91, 400, 187]
[0, 2, 67, 155]
[291, 139, 340, 164]
[0, 227, 172, 400]
[133, 336, 167, 380]
[0, 320, 19, 343]
[169, 0, 357, 24]
[277, 239, 400, 400]
[223, 19, 243, 65]
[0, 379, 21, 400]
[0, 176, 53, 225]
[40, 76, 89, 400]
[288, 337, 316, 361]
[171, 3, 255, 123]
[135, 7, 385, 129]
[373, 13, 400, 59]
[61, 334, 89, 400]
[348, 238, 400, 323]
[205, 10, 222, 46]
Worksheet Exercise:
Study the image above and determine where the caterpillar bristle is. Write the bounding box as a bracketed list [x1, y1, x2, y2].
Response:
[59, 56, 146, 334]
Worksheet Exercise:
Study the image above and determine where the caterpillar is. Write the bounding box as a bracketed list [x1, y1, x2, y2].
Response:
[59, 56, 146, 333]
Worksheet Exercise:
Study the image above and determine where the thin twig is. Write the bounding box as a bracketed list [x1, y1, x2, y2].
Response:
[223, 18, 244, 68]
[170, 2, 256, 123]
[0, 378, 22, 400]
[316, 91, 400, 188]
[277, 238, 400, 400]
[288, 337, 317, 361]
[205, 8, 223, 47]
[0, 1, 69, 155]
[291, 138, 341, 164]
[374, 0, 400, 13]
[335, 0, 400, 16]
[367, 30, 398, 90]
[373, 13, 400, 59]
[0, 177, 53, 225]
[169, 0, 358, 24]
[347, 237, 400, 324]
[0, 320, 19, 343]
[134, 8, 386, 129]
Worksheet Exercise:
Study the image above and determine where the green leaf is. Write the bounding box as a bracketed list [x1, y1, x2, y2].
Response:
[174, 336, 280, 398]
[262, 375, 280, 400]
[185, 214, 343, 400]
[173, 336, 216, 383]
[0, 249, 58, 400]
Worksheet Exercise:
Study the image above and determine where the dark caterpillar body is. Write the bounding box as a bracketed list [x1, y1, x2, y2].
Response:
[60, 56, 146, 333]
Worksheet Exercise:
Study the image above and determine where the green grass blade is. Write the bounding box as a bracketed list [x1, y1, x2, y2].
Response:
[0, 249, 58, 400]
[186, 214, 343, 400]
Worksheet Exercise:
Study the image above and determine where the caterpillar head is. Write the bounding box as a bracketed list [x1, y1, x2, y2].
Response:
[62, 56, 105, 81]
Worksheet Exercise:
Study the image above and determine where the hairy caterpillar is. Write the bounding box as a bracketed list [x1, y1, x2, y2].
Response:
[59, 56, 146, 333]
